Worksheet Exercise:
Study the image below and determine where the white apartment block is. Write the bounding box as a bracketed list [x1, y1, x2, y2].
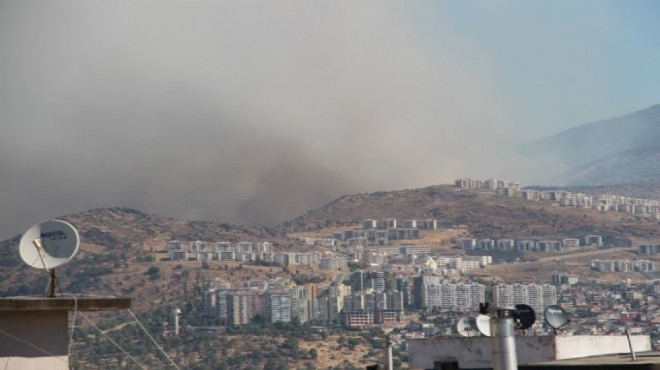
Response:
[197, 251, 214, 261]
[214, 242, 232, 252]
[639, 245, 660, 255]
[552, 273, 578, 285]
[259, 252, 274, 262]
[401, 220, 417, 229]
[462, 178, 660, 220]
[493, 283, 556, 313]
[190, 241, 207, 252]
[377, 218, 397, 229]
[584, 235, 603, 247]
[477, 239, 495, 250]
[516, 240, 535, 252]
[496, 239, 515, 251]
[455, 178, 482, 189]
[320, 256, 348, 270]
[267, 291, 292, 323]
[460, 239, 477, 250]
[218, 251, 236, 261]
[256, 242, 273, 253]
[421, 282, 485, 311]
[167, 240, 184, 252]
[236, 242, 253, 253]
[362, 250, 387, 265]
[169, 250, 188, 261]
[536, 240, 562, 252]
[362, 219, 378, 229]
[590, 259, 655, 272]
[417, 219, 438, 230]
[238, 252, 256, 262]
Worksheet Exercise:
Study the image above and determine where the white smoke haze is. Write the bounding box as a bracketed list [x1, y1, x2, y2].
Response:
[0, 1, 520, 238]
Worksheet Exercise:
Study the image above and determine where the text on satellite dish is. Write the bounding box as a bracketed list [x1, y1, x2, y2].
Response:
[41, 230, 67, 240]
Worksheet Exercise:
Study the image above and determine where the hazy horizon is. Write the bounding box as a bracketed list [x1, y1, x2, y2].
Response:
[1, 1, 659, 239]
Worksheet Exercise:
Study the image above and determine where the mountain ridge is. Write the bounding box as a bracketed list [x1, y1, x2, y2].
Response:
[526, 103, 660, 186]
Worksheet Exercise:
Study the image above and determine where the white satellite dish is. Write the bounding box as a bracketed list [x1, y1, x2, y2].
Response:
[456, 316, 480, 337]
[475, 314, 492, 337]
[19, 219, 79, 297]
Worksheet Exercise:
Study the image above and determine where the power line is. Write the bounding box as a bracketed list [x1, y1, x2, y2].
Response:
[79, 311, 148, 370]
[127, 309, 181, 370]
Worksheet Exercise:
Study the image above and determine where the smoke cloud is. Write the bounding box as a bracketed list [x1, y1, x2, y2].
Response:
[0, 1, 518, 238]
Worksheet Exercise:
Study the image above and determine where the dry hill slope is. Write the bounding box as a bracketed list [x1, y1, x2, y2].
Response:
[284, 185, 660, 245]
[0, 207, 309, 308]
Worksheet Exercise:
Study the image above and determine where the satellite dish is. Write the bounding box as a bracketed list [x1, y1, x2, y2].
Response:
[19, 219, 79, 269]
[456, 316, 480, 337]
[19, 220, 79, 297]
[544, 305, 569, 332]
[513, 304, 536, 330]
[475, 314, 492, 337]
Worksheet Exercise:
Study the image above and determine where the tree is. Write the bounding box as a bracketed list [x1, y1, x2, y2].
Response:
[146, 266, 160, 280]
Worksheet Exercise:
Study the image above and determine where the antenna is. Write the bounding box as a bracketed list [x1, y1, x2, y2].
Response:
[544, 305, 569, 335]
[475, 314, 492, 337]
[19, 219, 79, 297]
[456, 316, 480, 338]
[513, 304, 536, 333]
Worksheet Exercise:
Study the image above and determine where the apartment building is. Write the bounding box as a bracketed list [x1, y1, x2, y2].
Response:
[493, 283, 556, 313]
[266, 291, 292, 323]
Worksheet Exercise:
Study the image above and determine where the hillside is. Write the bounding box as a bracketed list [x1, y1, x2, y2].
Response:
[564, 146, 660, 186]
[526, 103, 660, 186]
[284, 185, 660, 245]
[0, 207, 313, 307]
[2, 191, 660, 368]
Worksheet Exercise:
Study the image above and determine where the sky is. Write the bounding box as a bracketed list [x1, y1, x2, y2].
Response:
[1, 0, 659, 239]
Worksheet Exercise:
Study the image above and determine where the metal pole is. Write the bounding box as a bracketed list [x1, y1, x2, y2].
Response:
[625, 327, 637, 361]
[490, 309, 518, 370]
[49, 269, 57, 298]
[384, 335, 393, 370]
[174, 308, 181, 336]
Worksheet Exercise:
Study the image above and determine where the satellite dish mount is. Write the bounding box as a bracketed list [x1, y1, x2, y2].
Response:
[19, 220, 80, 297]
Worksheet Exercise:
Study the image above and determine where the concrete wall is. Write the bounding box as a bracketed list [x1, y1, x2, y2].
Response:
[0, 310, 69, 370]
[409, 336, 557, 369]
[409, 335, 651, 370]
[554, 335, 651, 360]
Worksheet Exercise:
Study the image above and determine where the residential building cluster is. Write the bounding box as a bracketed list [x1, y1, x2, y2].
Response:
[418, 255, 491, 273]
[166, 240, 349, 270]
[460, 235, 602, 253]
[202, 278, 316, 325]
[590, 259, 656, 272]
[384, 255, 491, 279]
[405, 279, 660, 342]
[456, 178, 660, 219]
[331, 218, 438, 247]
[551, 273, 579, 285]
[202, 272, 406, 329]
[639, 244, 660, 255]
[410, 276, 486, 311]
[402, 277, 556, 314]
[493, 283, 557, 314]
